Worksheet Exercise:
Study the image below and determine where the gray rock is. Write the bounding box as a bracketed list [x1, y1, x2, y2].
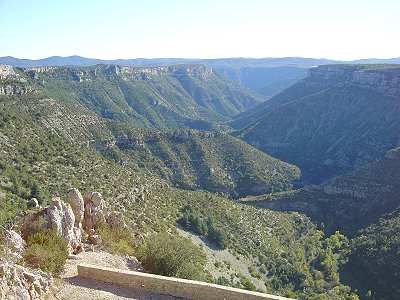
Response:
[3, 231, 25, 262]
[28, 198, 39, 209]
[0, 262, 52, 300]
[67, 188, 85, 227]
[45, 198, 83, 254]
[21, 198, 83, 255]
[83, 192, 107, 232]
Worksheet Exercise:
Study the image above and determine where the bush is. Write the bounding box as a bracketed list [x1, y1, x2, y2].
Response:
[239, 275, 257, 291]
[206, 217, 229, 249]
[216, 276, 231, 286]
[178, 206, 208, 235]
[23, 229, 68, 275]
[178, 207, 229, 249]
[97, 224, 135, 256]
[138, 232, 207, 280]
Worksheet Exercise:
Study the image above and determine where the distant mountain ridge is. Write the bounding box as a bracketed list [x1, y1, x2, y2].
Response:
[0, 55, 342, 67]
[2, 55, 397, 98]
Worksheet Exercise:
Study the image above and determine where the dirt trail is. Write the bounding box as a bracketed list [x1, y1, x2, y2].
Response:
[48, 247, 184, 300]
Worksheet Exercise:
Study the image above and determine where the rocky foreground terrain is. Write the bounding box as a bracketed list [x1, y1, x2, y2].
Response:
[0, 188, 128, 299]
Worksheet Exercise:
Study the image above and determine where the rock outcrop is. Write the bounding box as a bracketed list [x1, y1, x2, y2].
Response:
[24, 64, 214, 82]
[0, 231, 53, 300]
[0, 84, 33, 96]
[83, 191, 107, 232]
[0, 261, 53, 300]
[21, 188, 127, 254]
[0, 65, 16, 79]
[46, 198, 83, 254]
[67, 188, 85, 227]
[3, 230, 25, 261]
[308, 65, 400, 98]
[21, 198, 83, 255]
[0, 65, 34, 95]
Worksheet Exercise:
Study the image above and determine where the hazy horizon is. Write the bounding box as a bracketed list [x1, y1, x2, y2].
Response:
[2, 54, 399, 61]
[1, 0, 399, 60]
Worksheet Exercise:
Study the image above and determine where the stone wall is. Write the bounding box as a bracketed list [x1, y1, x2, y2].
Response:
[77, 264, 293, 300]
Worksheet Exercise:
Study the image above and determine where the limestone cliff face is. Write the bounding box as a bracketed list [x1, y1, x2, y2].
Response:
[0, 84, 34, 95]
[308, 65, 400, 98]
[25, 64, 214, 82]
[0, 65, 34, 95]
[0, 65, 16, 79]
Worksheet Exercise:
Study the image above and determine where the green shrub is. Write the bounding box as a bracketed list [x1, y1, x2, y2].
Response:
[216, 276, 231, 286]
[178, 207, 229, 249]
[239, 275, 257, 291]
[23, 229, 68, 275]
[97, 224, 135, 256]
[206, 217, 229, 249]
[138, 232, 207, 280]
[178, 206, 208, 235]
[249, 265, 262, 279]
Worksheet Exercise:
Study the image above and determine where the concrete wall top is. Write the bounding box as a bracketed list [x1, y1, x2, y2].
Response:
[77, 264, 295, 300]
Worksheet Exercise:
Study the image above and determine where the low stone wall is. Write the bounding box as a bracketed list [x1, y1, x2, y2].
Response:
[77, 264, 294, 300]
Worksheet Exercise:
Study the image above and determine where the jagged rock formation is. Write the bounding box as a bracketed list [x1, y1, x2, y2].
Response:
[3, 230, 25, 261]
[82, 191, 107, 232]
[308, 64, 400, 97]
[0, 65, 17, 79]
[0, 261, 53, 300]
[0, 65, 34, 95]
[25, 64, 214, 82]
[0, 231, 53, 300]
[236, 64, 400, 183]
[21, 189, 125, 253]
[21, 198, 83, 254]
[67, 188, 85, 227]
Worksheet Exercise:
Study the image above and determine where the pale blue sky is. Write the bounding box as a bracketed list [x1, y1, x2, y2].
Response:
[0, 0, 399, 60]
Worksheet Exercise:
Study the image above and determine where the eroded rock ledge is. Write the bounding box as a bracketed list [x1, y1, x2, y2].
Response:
[308, 64, 400, 98]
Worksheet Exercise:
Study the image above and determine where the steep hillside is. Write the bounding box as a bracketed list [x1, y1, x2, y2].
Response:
[0, 86, 357, 299]
[241, 147, 400, 235]
[105, 128, 300, 197]
[344, 208, 400, 299]
[21, 64, 261, 129]
[241, 148, 400, 299]
[0, 67, 299, 197]
[236, 65, 400, 183]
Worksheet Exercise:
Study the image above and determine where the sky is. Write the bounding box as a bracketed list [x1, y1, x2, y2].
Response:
[0, 0, 399, 60]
